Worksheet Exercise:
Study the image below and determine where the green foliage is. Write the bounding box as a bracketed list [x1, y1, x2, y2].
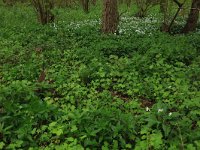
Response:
[0, 3, 200, 149]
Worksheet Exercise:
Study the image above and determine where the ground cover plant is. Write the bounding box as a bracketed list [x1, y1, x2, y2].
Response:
[0, 0, 200, 149]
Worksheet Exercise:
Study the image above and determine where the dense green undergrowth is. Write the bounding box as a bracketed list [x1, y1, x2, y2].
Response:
[0, 4, 200, 150]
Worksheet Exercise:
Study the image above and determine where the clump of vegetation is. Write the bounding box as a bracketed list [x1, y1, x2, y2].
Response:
[0, 0, 200, 149]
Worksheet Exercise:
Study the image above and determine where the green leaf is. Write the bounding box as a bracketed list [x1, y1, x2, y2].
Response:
[162, 124, 171, 137]
[0, 142, 5, 149]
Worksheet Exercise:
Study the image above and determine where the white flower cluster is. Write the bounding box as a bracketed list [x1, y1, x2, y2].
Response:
[66, 19, 100, 29]
[158, 108, 163, 113]
[52, 14, 199, 35]
[145, 107, 173, 116]
[118, 15, 159, 35]
[52, 15, 159, 35]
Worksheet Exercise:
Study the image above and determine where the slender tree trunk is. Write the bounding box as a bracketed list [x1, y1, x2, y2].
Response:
[91, 0, 97, 6]
[102, 0, 119, 34]
[126, 0, 131, 8]
[166, 0, 186, 33]
[160, 0, 169, 32]
[81, 0, 89, 13]
[182, 0, 200, 33]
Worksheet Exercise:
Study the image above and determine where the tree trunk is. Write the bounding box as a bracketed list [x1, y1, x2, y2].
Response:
[91, 0, 97, 6]
[182, 0, 200, 33]
[81, 0, 89, 13]
[160, 0, 169, 32]
[102, 0, 119, 34]
[32, 0, 55, 25]
[126, 0, 131, 8]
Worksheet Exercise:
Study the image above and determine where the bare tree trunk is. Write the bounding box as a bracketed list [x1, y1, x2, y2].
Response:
[126, 0, 131, 8]
[32, 0, 55, 25]
[166, 0, 186, 33]
[102, 0, 119, 34]
[91, 0, 97, 6]
[182, 0, 200, 33]
[81, 0, 89, 13]
[160, 0, 169, 32]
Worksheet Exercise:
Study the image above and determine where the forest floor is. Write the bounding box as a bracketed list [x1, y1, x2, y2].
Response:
[0, 4, 200, 149]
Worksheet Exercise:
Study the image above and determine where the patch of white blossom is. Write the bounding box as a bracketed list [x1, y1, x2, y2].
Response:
[66, 19, 100, 29]
[52, 15, 160, 35]
[168, 112, 172, 116]
[118, 15, 159, 35]
[51, 15, 199, 35]
[158, 108, 164, 113]
[145, 107, 150, 112]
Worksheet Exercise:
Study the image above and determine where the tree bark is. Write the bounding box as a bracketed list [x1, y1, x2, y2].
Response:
[3, 0, 14, 6]
[160, 0, 169, 32]
[182, 0, 200, 33]
[126, 0, 131, 8]
[32, 0, 55, 25]
[81, 0, 89, 13]
[91, 0, 97, 6]
[102, 0, 119, 34]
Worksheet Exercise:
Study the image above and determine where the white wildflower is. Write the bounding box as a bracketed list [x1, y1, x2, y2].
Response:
[118, 29, 123, 34]
[146, 107, 150, 112]
[169, 112, 172, 116]
[53, 23, 57, 30]
[158, 108, 163, 113]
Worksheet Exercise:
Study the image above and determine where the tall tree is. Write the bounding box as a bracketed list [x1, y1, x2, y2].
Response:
[32, 0, 55, 25]
[163, 0, 186, 33]
[134, 0, 160, 18]
[91, 0, 97, 6]
[182, 0, 200, 33]
[160, 0, 169, 32]
[101, 0, 119, 34]
[126, 0, 131, 8]
[81, 0, 89, 13]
